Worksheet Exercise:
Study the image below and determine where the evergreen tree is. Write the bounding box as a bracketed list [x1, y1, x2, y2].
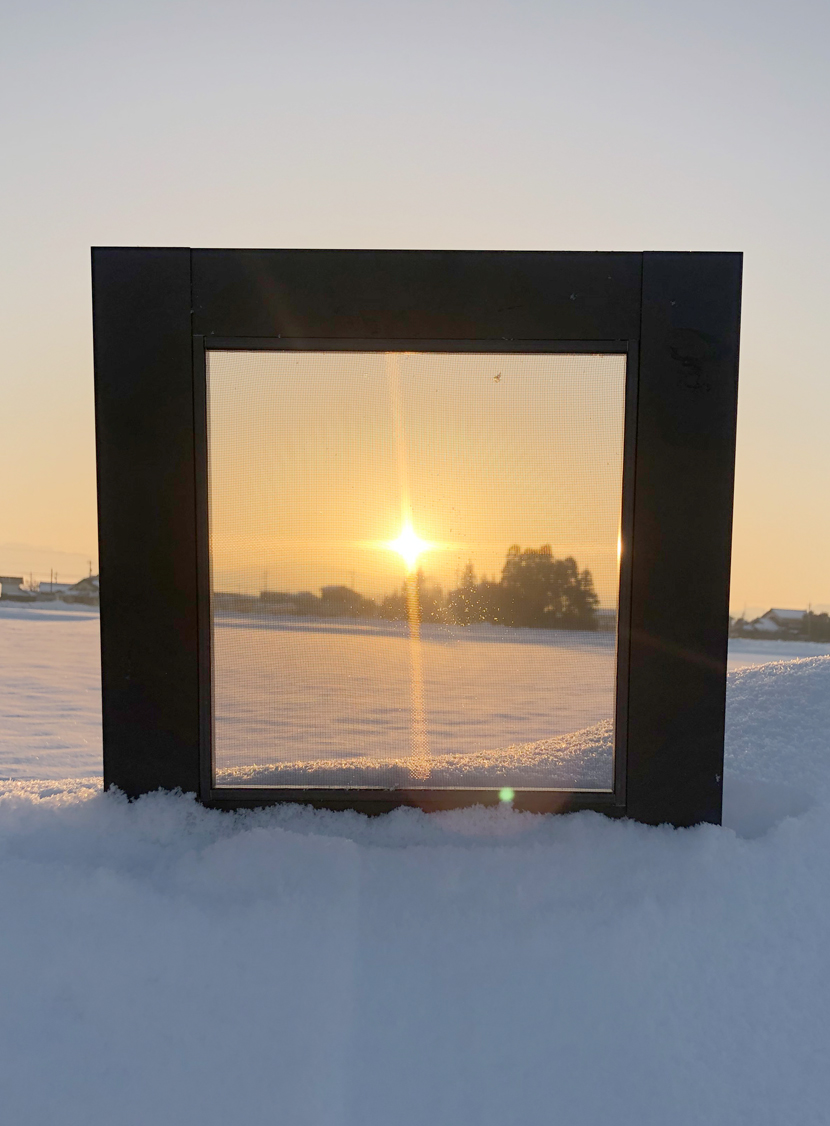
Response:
[499, 544, 599, 628]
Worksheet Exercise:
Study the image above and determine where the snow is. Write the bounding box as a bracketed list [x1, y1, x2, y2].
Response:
[1, 605, 830, 1124]
[727, 636, 830, 668]
[0, 604, 102, 779]
[213, 616, 617, 788]
[215, 718, 615, 789]
[6, 604, 826, 787]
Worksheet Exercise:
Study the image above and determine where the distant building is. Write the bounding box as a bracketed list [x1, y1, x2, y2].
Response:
[0, 576, 34, 601]
[259, 590, 303, 610]
[753, 608, 806, 634]
[259, 590, 319, 614]
[733, 607, 807, 638]
[319, 585, 378, 617]
[253, 585, 378, 618]
[10, 575, 100, 606]
[214, 591, 258, 614]
[63, 575, 99, 605]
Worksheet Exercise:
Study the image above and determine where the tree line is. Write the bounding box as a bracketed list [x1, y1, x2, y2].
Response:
[270, 545, 601, 630]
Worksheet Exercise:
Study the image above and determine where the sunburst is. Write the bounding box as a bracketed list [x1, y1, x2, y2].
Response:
[386, 522, 432, 572]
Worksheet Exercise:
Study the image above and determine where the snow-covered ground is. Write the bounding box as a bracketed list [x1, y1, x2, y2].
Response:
[214, 616, 618, 788]
[4, 603, 829, 784]
[727, 635, 830, 668]
[0, 604, 102, 779]
[2, 603, 830, 1124]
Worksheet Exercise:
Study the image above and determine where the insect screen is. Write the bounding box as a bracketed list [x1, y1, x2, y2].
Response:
[206, 351, 626, 791]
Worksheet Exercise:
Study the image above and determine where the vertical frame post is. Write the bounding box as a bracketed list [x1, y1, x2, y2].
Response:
[92, 247, 201, 795]
[626, 252, 742, 826]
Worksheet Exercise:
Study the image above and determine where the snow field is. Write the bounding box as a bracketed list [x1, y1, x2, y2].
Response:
[1, 607, 830, 1124]
[213, 617, 617, 786]
[0, 605, 102, 779]
[4, 604, 829, 785]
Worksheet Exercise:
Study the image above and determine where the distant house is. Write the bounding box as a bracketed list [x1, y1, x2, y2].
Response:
[736, 607, 807, 638]
[319, 585, 380, 618]
[1, 574, 100, 605]
[34, 575, 99, 605]
[64, 575, 99, 605]
[259, 590, 303, 611]
[259, 590, 319, 614]
[254, 585, 378, 618]
[755, 608, 806, 633]
[0, 576, 34, 601]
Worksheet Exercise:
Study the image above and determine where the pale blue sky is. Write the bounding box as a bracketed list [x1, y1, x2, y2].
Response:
[1, 0, 828, 612]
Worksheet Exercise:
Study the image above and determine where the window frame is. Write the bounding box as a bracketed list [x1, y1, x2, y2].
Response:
[92, 248, 741, 826]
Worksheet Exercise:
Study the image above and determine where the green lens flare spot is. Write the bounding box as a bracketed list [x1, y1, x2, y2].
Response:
[499, 787, 515, 804]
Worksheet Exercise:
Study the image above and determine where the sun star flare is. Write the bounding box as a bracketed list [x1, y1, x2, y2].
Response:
[387, 523, 432, 572]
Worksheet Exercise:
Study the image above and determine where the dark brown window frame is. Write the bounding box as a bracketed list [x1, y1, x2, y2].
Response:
[92, 248, 741, 826]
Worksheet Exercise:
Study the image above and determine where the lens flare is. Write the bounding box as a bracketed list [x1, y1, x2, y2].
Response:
[387, 523, 431, 572]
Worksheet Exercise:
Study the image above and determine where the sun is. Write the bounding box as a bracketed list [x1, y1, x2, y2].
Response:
[387, 523, 431, 572]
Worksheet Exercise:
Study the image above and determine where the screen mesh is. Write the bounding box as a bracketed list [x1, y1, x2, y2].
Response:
[207, 351, 626, 791]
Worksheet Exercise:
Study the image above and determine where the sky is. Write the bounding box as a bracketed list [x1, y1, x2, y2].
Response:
[1, 0, 829, 614]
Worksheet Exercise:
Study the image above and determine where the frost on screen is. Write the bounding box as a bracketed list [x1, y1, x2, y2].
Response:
[206, 351, 626, 790]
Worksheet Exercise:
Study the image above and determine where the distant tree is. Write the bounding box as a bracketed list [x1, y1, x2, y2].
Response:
[379, 588, 407, 620]
[380, 569, 445, 623]
[460, 561, 476, 590]
[498, 544, 599, 629]
[380, 545, 601, 630]
[446, 562, 494, 624]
